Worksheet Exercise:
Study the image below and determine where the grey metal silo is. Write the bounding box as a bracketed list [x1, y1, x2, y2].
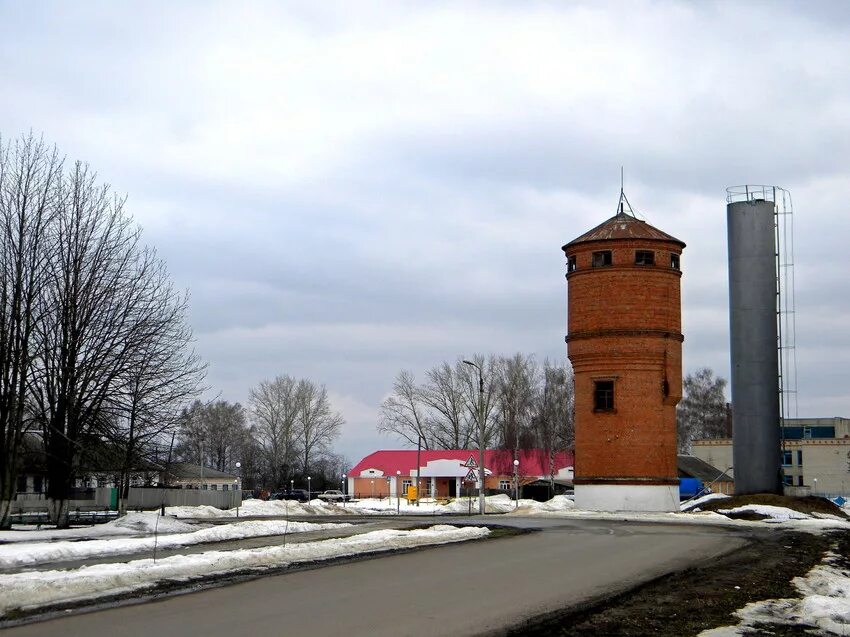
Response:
[726, 187, 782, 495]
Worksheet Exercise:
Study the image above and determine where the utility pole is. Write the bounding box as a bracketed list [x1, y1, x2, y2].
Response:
[416, 432, 422, 507]
[463, 359, 486, 516]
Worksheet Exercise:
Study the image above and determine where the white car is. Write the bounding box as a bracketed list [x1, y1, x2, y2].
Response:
[317, 490, 351, 502]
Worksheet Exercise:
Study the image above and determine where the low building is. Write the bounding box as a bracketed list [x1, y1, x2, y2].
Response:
[162, 463, 241, 491]
[347, 449, 573, 500]
[677, 455, 734, 495]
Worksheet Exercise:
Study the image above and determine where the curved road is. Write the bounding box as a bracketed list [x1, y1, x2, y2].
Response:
[1, 518, 746, 637]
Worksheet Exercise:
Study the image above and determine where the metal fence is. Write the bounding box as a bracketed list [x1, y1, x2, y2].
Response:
[127, 487, 241, 510]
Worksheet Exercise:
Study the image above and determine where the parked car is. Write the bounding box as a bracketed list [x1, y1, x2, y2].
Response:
[284, 489, 310, 502]
[317, 490, 351, 503]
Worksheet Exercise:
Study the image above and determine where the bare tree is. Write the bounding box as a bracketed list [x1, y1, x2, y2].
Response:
[296, 380, 343, 476]
[28, 159, 209, 525]
[378, 370, 431, 449]
[28, 162, 141, 525]
[494, 353, 539, 450]
[533, 360, 575, 493]
[0, 135, 62, 528]
[420, 362, 472, 449]
[458, 354, 500, 450]
[249, 375, 301, 490]
[107, 271, 206, 513]
[175, 400, 247, 473]
[677, 367, 728, 452]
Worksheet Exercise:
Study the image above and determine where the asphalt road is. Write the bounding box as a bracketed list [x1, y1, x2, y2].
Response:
[1, 518, 746, 637]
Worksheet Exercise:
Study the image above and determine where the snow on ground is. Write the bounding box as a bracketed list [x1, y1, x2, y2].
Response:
[717, 504, 811, 522]
[699, 548, 850, 636]
[0, 525, 489, 617]
[680, 493, 731, 512]
[0, 518, 353, 569]
[159, 496, 850, 533]
[0, 512, 199, 543]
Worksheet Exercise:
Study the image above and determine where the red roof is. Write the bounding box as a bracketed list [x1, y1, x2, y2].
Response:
[349, 449, 574, 478]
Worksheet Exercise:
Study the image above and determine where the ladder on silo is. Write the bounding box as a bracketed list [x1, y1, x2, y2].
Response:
[773, 187, 798, 440]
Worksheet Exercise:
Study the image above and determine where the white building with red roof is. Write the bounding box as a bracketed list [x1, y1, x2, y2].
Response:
[347, 449, 574, 500]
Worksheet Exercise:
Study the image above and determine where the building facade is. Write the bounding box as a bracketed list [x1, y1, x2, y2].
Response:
[693, 417, 850, 497]
[347, 449, 573, 500]
[563, 204, 685, 511]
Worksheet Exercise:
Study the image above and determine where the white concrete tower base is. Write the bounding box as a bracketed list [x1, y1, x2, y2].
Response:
[575, 484, 679, 512]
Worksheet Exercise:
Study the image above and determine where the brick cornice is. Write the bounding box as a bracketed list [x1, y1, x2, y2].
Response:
[566, 329, 684, 343]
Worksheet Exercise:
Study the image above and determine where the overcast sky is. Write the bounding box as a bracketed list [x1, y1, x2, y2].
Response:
[2, 1, 849, 464]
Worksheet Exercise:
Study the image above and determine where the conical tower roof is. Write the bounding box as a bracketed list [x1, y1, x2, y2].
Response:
[562, 211, 685, 250]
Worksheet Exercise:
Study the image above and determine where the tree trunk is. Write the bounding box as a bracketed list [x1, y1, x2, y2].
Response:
[47, 497, 69, 528]
[0, 499, 12, 530]
[45, 422, 74, 528]
[0, 458, 16, 529]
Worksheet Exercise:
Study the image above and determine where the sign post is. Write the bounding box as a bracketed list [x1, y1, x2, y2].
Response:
[463, 468, 477, 515]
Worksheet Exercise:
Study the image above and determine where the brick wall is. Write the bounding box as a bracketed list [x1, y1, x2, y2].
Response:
[566, 236, 683, 486]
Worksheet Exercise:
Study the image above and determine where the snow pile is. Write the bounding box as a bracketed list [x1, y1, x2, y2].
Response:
[0, 519, 352, 569]
[699, 549, 850, 636]
[507, 495, 576, 516]
[163, 504, 238, 518]
[0, 525, 489, 616]
[165, 498, 350, 518]
[1, 513, 198, 543]
[108, 512, 198, 534]
[680, 493, 730, 512]
[717, 504, 811, 522]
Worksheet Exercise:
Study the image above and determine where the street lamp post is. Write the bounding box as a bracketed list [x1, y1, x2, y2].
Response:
[396, 470, 401, 514]
[235, 461, 242, 517]
[290, 479, 294, 497]
[341, 473, 346, 507]
[307, 476, 312, 502]
[370, 479, 375, 499]
[813, 478, 818, 495]
[463, 359, 486, 517]
[513, 458, 519, 509]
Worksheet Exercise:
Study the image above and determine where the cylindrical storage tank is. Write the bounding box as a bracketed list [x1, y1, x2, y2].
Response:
[727, 197, 782, 494]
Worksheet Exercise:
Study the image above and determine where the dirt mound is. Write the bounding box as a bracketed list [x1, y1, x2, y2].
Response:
[698, 493, 848, 519]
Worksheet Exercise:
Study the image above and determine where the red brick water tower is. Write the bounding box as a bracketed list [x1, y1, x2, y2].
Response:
[563, 195, 685, 511]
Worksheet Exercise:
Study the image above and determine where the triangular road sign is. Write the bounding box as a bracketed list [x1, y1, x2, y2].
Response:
[463, 455, 478, 468]
[464, 468, 478, 482]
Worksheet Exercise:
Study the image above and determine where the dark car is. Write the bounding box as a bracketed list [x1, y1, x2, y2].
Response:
[284, 489, 310, 502]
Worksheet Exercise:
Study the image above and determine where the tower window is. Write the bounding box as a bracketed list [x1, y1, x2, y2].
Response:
[635, 250, 654, 265]
[592, 251, 612, 267]
[593, 380, 615, 411]
[567, 255, 577, 272]
[671, 254, 680, 270]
